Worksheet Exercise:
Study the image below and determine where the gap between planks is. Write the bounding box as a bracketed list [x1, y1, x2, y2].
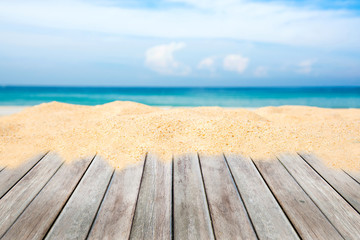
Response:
[0, 152, 48, 199]
[1, 155, 95, 240]
[298, 152, 360, 214]
[278, 153, 360, 240]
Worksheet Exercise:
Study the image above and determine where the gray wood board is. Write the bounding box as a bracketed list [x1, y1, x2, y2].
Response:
[173, 153, 215, 240]
[225, 154, 299, 240]
[45, 155, 113, 240]
[199, 154, 257, 240]
[345, 170, 360, 184]
[0, 152, 63, 238]
[88, 158, 145, 240]
[254, 158, 343, 240]
[278, 153, 360, 239]
[129, 153, 172, 240]
[1, 156, 94, 240]
[0, 152, 46, 198]
[299, 152, 360, 213]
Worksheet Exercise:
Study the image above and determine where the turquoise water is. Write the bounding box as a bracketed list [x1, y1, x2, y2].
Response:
[0, 86, 359, 108]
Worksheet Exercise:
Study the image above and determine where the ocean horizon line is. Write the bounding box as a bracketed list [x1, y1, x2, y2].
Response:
[1, 86, 359, 108]
[2, 85, 360, 89]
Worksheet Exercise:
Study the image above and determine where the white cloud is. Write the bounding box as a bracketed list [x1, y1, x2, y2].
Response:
[145, 42, 190, 75]
[0, 0, 359, 49]
[298, 59, 317, 74]
[254, 66, 268, 77]
[198, 57, 216, 71]
[223, 54, 249, 74]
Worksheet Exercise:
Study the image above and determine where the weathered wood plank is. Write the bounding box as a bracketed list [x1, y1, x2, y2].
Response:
[1, 156, 94, 240]
[300, 152, 360, 213]
[225, 154, 299, 240]
[44, 155, 113, 240]
[173, 153, 215, 240]
[254, 158, 343, 240]
[129, 153, 172, 240]
[0, 152, 63, 238]
[0, 152, 46, 198]
[88, 158, 145, 240]
[345, 170, 360, 184]
[199, 154, 257, 240]
[279, 153, 360, 239]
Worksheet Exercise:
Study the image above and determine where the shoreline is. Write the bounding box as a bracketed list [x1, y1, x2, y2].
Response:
[1, 104, 359, 117]
[0, 105, 261, 117]
[0, 106, 29, 116]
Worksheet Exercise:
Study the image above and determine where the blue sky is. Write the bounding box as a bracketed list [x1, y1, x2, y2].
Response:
[0, 0, 359, 86]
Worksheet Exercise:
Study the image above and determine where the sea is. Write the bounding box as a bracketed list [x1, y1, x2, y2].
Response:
[0, 86, 359, 108]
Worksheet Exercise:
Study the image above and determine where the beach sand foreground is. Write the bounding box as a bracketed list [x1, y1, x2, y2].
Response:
[0, 101, 359, 170]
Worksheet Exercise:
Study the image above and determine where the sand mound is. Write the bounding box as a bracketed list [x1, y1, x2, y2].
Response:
[0, 101, 359, 170]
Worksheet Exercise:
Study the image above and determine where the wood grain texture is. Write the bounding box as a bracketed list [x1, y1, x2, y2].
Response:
[0, 152, 63, 238]
[199, 154, 257, 240]
[0, 152, 46, 199]
[173, 153, 215, 240]
[129, 153, 172, 240]
[45, 155, 113, 240]
[1, 156, 94, 240]
[345, 170, 360, 184]
[278, 153, 360, 240]
[88, 158, 145, 240]
[225, 154, 299, 240]
[254, 158, 343, 240]
[299, 152, 360, 213]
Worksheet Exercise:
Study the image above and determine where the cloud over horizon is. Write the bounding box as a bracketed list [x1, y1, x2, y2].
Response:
[145, 42, 190, 75]
[298, 59, 317, 74]
[254, 66, 268, 77]
[198, 57, 216, 72]
[223, 54, 249, 74]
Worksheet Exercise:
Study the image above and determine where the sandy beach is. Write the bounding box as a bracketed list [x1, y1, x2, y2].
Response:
[0, 101, 359, 170]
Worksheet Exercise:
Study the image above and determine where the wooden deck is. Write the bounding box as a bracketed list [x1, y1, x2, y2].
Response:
[0, 152, 359, 240]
